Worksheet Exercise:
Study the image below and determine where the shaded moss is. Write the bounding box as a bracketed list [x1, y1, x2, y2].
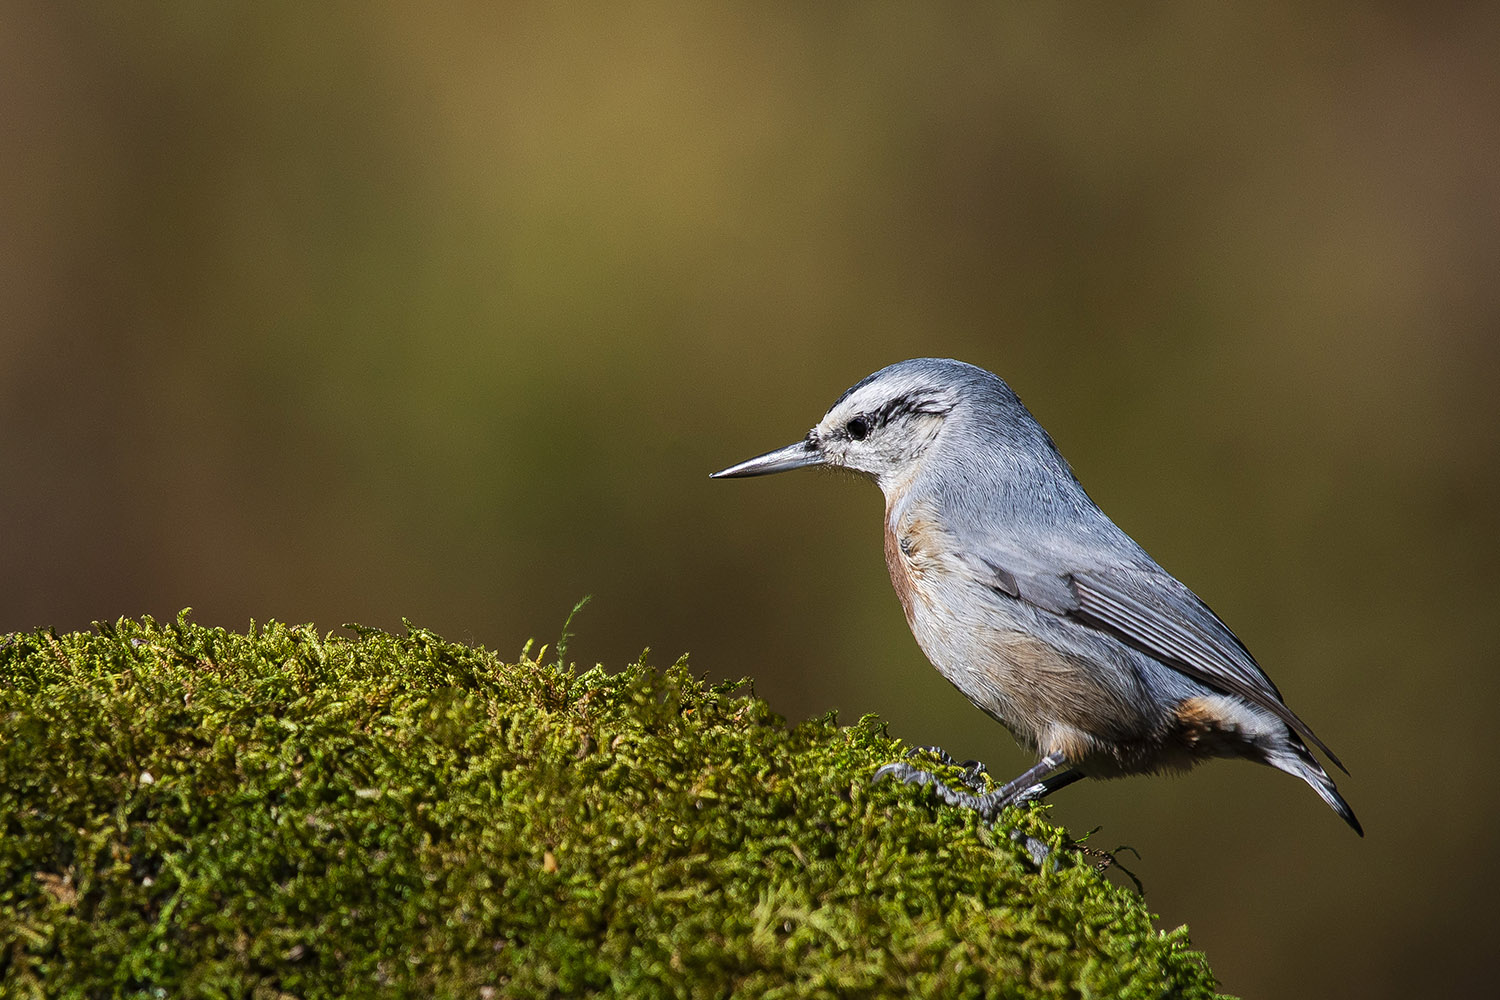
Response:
[0, 614, 1222, 998]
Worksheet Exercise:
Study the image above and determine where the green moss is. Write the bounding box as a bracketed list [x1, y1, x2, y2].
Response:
[0, 614, 1222, 999]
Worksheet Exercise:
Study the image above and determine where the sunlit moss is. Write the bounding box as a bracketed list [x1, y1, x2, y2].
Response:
[0, 613, 1221, 998]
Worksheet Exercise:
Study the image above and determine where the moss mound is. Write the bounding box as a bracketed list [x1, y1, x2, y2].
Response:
[0, 614, 1220, 998]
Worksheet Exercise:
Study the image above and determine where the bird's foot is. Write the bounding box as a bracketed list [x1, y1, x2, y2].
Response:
[870, 762, 1056, 867]
[871, 762, 1040, 822]
[872, 751, 1070, 823]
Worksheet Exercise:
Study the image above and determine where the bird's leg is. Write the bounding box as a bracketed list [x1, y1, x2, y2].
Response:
[979, 755, 1085, 817]
[874, 752, 1078, 823]
[1035, 766, 1084, 798]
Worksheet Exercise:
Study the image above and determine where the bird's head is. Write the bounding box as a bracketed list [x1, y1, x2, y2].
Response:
[711, 359, 992, 492]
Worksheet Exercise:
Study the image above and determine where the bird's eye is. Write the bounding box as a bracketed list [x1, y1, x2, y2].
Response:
[846, 416, 870, 441]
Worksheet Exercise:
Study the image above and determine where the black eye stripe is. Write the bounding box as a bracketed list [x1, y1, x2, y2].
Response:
[835, 392, 952, 441]
[874, 394, 948, 429]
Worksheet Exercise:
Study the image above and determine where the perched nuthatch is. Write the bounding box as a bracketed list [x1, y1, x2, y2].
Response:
[713, 358, 1361, 835]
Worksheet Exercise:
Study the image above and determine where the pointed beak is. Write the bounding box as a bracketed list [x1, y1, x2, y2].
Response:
[710, 437, 825, 479]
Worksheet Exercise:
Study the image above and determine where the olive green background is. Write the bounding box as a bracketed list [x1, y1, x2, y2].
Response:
[4, 5, 1495, 998]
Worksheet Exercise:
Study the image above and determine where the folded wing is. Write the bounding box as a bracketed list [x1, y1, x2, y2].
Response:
[964, 544, 1345, 772]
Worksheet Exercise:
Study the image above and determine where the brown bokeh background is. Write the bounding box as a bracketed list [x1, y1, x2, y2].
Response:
[5, 5, 1497, 997]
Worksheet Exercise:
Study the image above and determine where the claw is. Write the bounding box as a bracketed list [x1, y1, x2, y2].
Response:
[894, 746, 991, 795]
[906, 745, 960, 766]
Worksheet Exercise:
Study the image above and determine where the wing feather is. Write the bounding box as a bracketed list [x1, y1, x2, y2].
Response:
[964, 543, 1346, 773]
[1068, 569, 1345, 772]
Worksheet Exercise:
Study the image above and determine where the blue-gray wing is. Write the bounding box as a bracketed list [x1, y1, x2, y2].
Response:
[967, 547, 1345, 772]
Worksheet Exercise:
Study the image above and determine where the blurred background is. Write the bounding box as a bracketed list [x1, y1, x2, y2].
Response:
[4, 3, 1497, 996]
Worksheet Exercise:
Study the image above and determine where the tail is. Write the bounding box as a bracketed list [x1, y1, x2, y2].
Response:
[1271, 750, 1363, 837]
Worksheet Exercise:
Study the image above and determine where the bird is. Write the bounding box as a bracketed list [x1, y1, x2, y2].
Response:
[711, 358, 1361, 835]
